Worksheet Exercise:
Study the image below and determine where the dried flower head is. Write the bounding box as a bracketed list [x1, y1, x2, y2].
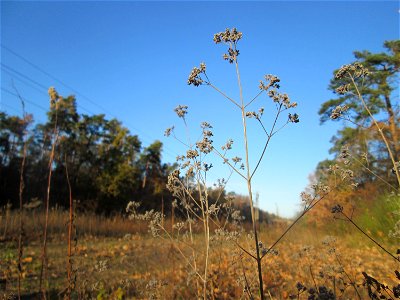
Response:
[335, 84, 351, 95]
[330, 105, 349, 120]
[328, 164, 340, 173]
[259, 74, 280, 91]
[331, 204, 343, 213]
[203, 129, 213, 137]
[164, 126, 174, 137]
[188, 63, 207, 86]
[232, 156, 242, 163]
[174, 105, 188, 118]
[196, 136, 213, 154]
[262, 78, 297, 109]
[203, 163, 213, 171]
[221, 139, 234, 151]
[339, 145, 350, 159]
[166, 170, 181, 193]
[300, 192, 313, 205]
[126, 201, 141, 217]
[213, 28, 242, 63]
[186, 149, 199, 159]
[312, 182, 330, 195]
[296, 282, 306, 292]
[335, 62, 369, 79]
[201, 121, 212, 129]
[288, 113, 300, 123]
[245, 111, 258, 118]
[340, 168, 354, 180]
[213, 27, 242, 44]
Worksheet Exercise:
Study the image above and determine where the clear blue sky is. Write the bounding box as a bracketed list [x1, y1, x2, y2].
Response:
[1, 1, 399, 217]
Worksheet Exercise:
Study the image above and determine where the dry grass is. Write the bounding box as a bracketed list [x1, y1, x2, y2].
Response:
[1, 210, 398, 299]
[1, 208, 150, 241]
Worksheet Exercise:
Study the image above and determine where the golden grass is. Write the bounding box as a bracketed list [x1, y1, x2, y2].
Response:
[1, 210, 398, 299]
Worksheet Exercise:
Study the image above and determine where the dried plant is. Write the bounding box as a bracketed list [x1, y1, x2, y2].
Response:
[10, 83, 33, 300]
[331, 62, 400, 188]
[159, 28, 299, 299]
[64, 154, 77, 300]
[322, 62, 400, 298]
[39, 87, 61, 298]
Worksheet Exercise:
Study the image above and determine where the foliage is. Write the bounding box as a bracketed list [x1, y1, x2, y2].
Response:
[0, 90, 174, 214]
[309, 41, 400, 226]
[318, 40, 399, 186]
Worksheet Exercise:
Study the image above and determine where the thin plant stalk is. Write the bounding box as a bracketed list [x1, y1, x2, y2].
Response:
[14, 86, 29, 300]
[234, 45, 265, 300]
[39, 103, 59, 299]
[17, 131, 27, 300]
[195, 178, 210, 299]
[65, 155, 73, 300]
[339, 210, 399, 262]
[334, 253, 362, 300]
[261, 184, 340, 259]
[186, 195, 201, 297]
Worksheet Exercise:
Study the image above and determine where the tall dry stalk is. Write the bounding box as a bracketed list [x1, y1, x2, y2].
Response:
[39, 87, 60, 298]
[65, 155, 74, 299]
[17, 131, 27, 300]
[13, 85, 31, 300]
[180, 28, 299, 298]
[235, 51, 265, 298]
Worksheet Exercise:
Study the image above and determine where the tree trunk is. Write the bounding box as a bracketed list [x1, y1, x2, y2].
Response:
[383, 92, 399, 161]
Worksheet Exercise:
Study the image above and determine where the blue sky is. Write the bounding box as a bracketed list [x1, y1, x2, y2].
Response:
[1, 1, 399, 217]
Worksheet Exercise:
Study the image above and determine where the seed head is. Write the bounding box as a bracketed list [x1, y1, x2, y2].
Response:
[331, 204, 343, 213]
[188, 63, 206, 86]
[174, 105, 188, 118]
[288, 113, 300, 123]
[330, 105, 349, 120]
[164, 126, 174, 137]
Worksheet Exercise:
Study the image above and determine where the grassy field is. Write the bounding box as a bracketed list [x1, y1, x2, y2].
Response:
[1, 209, 398, 299]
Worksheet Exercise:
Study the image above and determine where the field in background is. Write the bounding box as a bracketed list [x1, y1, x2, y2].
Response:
[1, 209, 398, 299]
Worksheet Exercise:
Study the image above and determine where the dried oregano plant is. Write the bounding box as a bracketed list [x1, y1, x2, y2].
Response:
[127, 28, 299, 299]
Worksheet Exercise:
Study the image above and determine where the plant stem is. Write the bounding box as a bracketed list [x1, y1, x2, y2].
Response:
[65, 155, 73, 300]
[234, 48, 265, 300]
[251, 105, 282, 180]
[14, 85, 28, 300]
[39, 109, 59, 299]
[209, 83, 241, 109]
[261, 186, 338, 259]
[341, 211, 400, 262]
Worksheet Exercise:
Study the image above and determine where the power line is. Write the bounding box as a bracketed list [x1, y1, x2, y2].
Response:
[1, 87, 48, 112]
[1, 63, 48, 90]
[1, 65, 94, 115]
[2, 67, 48, 96]
[1, 102, 21, 115]
[1, 45, 179, 159]
[1, 44, 112, 113]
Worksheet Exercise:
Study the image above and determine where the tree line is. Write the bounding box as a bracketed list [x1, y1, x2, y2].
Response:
[1, 88, 176, 214]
